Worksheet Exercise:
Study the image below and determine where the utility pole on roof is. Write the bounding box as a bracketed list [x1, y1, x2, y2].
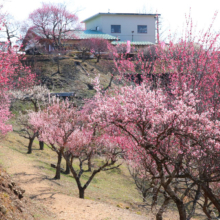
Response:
[155, 14, 160, 44]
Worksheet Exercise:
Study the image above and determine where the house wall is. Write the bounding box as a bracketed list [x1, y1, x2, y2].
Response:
[85, 16, 102, 31]
[85, 14, 156, 43]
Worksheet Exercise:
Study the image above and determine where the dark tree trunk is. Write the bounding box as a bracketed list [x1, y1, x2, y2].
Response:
[65, 153, 70, 174]
[79, 187, 85, 199]
[27, 137, 35, 154]
[96, 54, 100, 63]
[156, 196, 170, 220]
[82, 50, 86, 62]
[142, 190, 147, 202]
[88, 156, 92, 172]
[201, 183, 220, 214]
[39, 141, 44, 150]
[154, 157, 186, 220]
[174, 199, 186, 220]
[54, 152, 62, 179]
[57, 58, 60, 74]
[164, 185, 186, 220]
[202, 204, 212, 219]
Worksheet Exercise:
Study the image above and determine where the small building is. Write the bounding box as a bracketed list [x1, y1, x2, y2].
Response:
[82, 13, 160, 43]
[50, 92, 75, 100]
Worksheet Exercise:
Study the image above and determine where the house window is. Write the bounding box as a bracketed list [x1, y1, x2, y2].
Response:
[111, 25, 121, 33]
[138, 25, 147, 33]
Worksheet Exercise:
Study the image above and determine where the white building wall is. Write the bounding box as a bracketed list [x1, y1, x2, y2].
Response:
[85, 16, 103, 31]
[85, 14, 156, 43]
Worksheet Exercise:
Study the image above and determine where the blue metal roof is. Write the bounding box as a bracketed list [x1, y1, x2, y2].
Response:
[27, 28, 118, 40]
[73, 30, 118, 40]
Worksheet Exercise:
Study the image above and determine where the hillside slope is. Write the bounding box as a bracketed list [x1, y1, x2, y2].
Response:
[24, 55, 116, 105]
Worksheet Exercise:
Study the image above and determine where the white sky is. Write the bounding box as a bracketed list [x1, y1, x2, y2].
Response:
[2, 0, 220, 35]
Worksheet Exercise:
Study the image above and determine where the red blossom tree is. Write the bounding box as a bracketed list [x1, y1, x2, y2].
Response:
[0, 43, 35, 136]
[0, 93, 11, 135]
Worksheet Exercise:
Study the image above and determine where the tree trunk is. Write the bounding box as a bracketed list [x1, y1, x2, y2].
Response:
[156, 196, 170, 220]
[164, 185, 186, 220]
[65, 153, 70, 174]
[201, 183, 220, 213]
[142, 190, 147, 202]
[27, 137, 35, 154]
[155, 158, 186, 220]
[39, 141, 44, 150]
[88, 156, 92, 172]
[57, 58, 60, 74]
[96, 54, 100, 63]
[79, 187, 85, 199]
[54, 152, 62, 179]
[82, 51, 86, 62]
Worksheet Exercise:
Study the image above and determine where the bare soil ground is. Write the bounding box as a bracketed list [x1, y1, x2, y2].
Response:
[0, 133, 158, 220]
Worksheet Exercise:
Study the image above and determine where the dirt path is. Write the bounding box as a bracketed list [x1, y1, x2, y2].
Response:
[0, 144, 150, 220]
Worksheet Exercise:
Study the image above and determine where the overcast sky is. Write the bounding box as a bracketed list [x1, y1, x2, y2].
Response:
[2, 0, 220, 35]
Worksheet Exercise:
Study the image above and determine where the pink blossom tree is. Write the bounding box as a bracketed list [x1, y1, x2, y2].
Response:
[88, 38, 112, 63]
[90, 82, 220, 219]
[76, 39, 93, 62]
[65, 129, 123, 199]
[15, 112, 38, 154]
[29, 98, 77, 179]
[107, 16, 220, 217]
[11, 85, 50, 153]
[112, 15, 220, 120]
[29, 98, 123, 198]
[28, 3, 79, 50]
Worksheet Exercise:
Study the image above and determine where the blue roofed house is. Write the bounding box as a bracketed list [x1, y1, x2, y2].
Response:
[22, 12, 160, 53]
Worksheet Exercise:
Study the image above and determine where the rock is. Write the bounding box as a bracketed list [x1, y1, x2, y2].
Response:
[20, 189, 25, 194]
[17, 206, 23, 213]
[14, 189, 18, 195]
[0, 205, 7, 214]
[8, 183, 13, 190]
[18, 193, 24, 199]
